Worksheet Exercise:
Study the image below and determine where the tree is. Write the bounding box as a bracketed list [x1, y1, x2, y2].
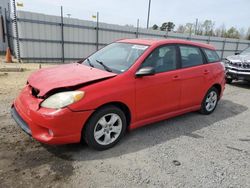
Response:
[152, 24, 159, 30]
[160, 23, 167, 31]
[214, 24, 226, 37]
[225, 27, 240, 39]
[160, 22, 175, 32]
[166, 22, 175, 32]
[214, 28, 221, 37]
[239, 28, 245, 39]
[202, 20, 215, 36]
[195, 22, 204, 35]
[185, 23, 194, 35]
[176, 25, 185, 33]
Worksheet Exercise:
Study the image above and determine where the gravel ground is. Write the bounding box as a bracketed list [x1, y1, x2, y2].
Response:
[0, 63, 249, 188]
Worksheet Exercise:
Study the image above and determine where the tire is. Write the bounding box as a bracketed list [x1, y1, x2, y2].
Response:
[226, 78, 233, 84]
[83, 105, 126, 150]
[200, 87, 219, 115]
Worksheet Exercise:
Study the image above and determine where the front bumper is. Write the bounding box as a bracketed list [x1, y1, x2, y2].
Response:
[11, 107, 32, 135]
[11, 85, 94, 145]
[226, 68, 250, 81]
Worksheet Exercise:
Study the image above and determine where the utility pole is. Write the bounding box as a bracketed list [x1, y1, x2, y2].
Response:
[60, 6, 65, 63]
[195, 18, 198, 35]
[92, 12, 99, 51]
[136, 19, 139, 38]
[146, 0, 151, 29]
[96, 12, 99, 51]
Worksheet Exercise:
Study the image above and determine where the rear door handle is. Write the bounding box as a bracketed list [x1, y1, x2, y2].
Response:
[204, 70, 210, 75]
[172, 75, 180, 80]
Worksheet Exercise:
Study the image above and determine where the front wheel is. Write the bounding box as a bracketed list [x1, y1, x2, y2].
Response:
[200, 87, 219, 115]
[83, 105, 126, 150]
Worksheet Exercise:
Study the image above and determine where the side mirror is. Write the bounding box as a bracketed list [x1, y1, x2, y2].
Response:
[235, 52, 240, 55]
[135, 67, 155, 77]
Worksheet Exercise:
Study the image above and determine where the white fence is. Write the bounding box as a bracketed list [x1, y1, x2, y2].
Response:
[8, 11, 250, 63]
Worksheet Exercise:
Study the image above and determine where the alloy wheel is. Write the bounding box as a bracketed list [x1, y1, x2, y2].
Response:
[205, 91, 218, 112]
[94, 113, 122, 145]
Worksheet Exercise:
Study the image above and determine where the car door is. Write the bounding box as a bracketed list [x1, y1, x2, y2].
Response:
[135, 45, 181, 121]
[178, 45, 209, 109]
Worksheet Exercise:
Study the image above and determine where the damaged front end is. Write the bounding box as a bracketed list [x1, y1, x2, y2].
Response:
[223, 58, 250, 83]
[11, 83, 95, 144]
[11, 63, 116, 144]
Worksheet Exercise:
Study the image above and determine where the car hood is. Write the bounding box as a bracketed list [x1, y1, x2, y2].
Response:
[227, 54, 250, 63]
[28, 63, 117, 97]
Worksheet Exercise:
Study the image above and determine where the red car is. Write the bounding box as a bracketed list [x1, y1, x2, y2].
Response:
[11, 39, 225, 150]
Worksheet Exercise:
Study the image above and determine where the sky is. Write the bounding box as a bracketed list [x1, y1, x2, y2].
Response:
[15, 0, 250, 30]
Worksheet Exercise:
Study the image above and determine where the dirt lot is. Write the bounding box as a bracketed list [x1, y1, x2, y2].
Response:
[0, 63, 249, 188]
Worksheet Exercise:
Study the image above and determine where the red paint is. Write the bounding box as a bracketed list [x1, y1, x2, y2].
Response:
[12, 39, 225, 145]
[28, 63, 116, 97]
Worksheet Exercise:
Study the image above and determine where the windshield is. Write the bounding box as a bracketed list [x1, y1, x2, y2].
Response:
[241, 47, 250, 55]
[82, 42, 148, 73]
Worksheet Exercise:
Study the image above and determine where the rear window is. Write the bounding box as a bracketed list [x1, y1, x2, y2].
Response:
[203, 49, 220, 63]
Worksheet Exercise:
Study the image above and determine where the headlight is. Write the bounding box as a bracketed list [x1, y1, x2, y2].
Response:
[222, 59, 230, 65]
[41, 91, 84, 109]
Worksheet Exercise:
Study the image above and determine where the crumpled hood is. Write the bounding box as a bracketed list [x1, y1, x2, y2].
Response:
[28, 63, 117, 97]
[227, 54, 250, 63]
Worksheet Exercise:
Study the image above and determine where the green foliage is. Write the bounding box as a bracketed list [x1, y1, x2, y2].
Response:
[153, 20, 248, 39]
[152, 24, 158, 30]
[202, 20, 215, 35]
[160, 23, 167, 31]
[185, 23, 194, 34]
[224, 27, 240, 39]
[160, 22, 175, 31]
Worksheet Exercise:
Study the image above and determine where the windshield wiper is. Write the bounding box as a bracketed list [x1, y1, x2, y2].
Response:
[96, 60, 113, 72]
[86, 58, 94, 67]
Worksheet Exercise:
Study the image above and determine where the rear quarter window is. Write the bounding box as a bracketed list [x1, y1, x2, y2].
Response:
[203, 49, 220, 63]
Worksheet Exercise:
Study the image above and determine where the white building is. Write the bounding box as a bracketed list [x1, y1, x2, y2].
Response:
[0, 0, 10, 53]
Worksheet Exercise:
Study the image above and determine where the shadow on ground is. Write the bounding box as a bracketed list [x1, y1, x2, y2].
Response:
[230, 81, 250, 89]
[44, 99, 248, 161]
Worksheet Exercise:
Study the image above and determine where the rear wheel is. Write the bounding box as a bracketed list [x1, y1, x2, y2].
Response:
[200, 87, 219, 115]
[83, 105, 126, 150]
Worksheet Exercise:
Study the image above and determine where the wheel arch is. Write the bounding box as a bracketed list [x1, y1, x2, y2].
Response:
[200, 84, 221, 115]
[96, 101, 132, 127]
[202, 83, 222, 104]
[211, 83, 222, 97]
[82, 101, 132, 132]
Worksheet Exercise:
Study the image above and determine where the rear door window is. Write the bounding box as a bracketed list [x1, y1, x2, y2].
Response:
[203, 49, 220, 63]
[179, 46, 204, 68]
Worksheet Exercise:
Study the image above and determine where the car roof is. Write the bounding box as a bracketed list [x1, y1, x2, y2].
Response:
[118, 38, 215, 50]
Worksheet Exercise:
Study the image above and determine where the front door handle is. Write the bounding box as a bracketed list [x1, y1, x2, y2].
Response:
[172, 75, 180, 80]
[204, 70, 210, 75]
